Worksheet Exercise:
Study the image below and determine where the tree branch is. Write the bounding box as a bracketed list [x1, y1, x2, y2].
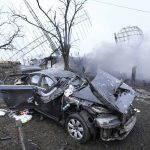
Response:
[13, 14, 61, 44]
[0, 11, 22, 50]
[68, 0, 87, 43]
[36, 0, 63, 48]
[64, 0, 71, 46]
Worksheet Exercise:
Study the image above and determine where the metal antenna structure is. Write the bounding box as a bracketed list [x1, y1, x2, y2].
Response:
[0, 1, 91, 64]
[23, 0, 57, 53]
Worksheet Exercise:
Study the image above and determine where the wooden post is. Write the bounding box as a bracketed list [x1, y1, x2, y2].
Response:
[131, 66, 137, 87]
[16, 120, 27, 150]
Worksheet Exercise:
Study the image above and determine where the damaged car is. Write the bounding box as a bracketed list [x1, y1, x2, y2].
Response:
[0, 69, 138, 143]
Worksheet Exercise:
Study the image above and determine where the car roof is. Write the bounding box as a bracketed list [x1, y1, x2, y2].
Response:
[33, 68, 75, 78]
[20, 65, 41, 72]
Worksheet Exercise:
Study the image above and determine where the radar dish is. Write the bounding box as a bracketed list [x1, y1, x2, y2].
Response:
[114, 26, 144, 47]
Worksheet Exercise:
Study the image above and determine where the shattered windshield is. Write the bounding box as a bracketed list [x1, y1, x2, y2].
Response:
[68, 75, 87, 90]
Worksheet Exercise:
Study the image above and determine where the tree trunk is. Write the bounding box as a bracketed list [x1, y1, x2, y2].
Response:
[62, 48, 70, 70]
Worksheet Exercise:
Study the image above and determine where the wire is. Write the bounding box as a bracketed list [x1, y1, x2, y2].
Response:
[92, 0, 150, 14]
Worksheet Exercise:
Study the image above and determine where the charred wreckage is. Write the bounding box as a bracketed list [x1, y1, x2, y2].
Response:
[0, 69, 138, 143]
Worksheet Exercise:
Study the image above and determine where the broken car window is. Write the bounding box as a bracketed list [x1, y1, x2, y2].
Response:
[40, 76, 54, 89]
[4, 74, 28, 85]
[30, 74, 41, 86]
[69, 76, 87, 90]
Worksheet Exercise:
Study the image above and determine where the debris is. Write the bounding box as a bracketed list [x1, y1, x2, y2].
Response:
[64, 85, 74, 97]
[27, 139, 32, 142]
[0, 108, 32, 123]
[134, 108, 140, 113]
[0, 109, 7, 116]
[12, 114, 32, 124]
[8, 109, 32, 124]
[19, 109, 29, 115]
[0, 136, 11, 141]
[31, 142, 38, 146]
[27, 139, 38, 146]
[0, 110, 6, 116]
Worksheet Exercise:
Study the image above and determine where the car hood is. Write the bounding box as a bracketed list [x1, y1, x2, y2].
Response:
[72, 70, 136, 114]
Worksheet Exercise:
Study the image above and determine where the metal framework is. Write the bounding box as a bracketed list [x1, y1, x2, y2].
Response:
[0, 0, 92, 65]
[23, 0, 57, 52]
[114, 26, 143, 44]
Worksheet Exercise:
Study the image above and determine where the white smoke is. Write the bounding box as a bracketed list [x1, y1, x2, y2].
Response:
[86, 35, 150, 81]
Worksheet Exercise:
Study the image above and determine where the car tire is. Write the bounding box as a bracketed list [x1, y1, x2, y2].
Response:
[65, 113, 91, 143]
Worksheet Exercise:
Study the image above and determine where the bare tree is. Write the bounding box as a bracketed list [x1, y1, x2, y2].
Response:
[0, 9, 21, 51]
[14, 0, 87, 70]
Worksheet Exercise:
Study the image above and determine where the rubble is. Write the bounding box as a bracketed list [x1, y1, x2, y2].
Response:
[12, 114, 32, 124]
[0, 108, 32, 124]
[0, 109, 7, 116]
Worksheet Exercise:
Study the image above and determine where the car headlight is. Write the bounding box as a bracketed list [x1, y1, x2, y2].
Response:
[95, 114, 121, 128]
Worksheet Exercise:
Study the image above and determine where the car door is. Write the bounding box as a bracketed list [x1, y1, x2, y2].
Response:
[0, 73, 42, 109]
[34, 74, 62, 120]
[0, 85, 36, 109]
[29, 73, 41, 86]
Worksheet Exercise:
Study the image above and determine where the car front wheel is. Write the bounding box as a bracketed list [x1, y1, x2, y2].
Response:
[65, 113, 91, 143]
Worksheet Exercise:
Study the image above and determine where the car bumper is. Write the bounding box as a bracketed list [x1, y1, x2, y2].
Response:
[95, 113, 137, 141]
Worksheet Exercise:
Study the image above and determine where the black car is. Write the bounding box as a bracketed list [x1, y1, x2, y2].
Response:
[0, 69, 138, 143]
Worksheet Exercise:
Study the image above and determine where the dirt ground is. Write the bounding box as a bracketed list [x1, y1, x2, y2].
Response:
[0, 88, 150, 150]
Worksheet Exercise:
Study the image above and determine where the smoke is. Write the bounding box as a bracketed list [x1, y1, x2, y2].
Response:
[64, 34, 150, 82]
[84, 35, 150, 81]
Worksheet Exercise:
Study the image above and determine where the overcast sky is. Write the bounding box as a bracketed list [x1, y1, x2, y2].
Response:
[1, 0, 150, 78]
[1, 0, 150, 53]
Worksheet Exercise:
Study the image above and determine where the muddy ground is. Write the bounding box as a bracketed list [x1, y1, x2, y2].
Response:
[0, 88, 150, 150]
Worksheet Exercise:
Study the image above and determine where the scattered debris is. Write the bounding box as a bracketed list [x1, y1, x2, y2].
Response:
[9, 109, 32, 124]
[30, 142, 38, 146]
[12, 114, 32, 124]
[0, 109, 7, 116]
[134, 108, 140, 113]
[27, 139, 38, 146]
[0, 109, 32, 124]
[64, 85, 74, 97]
[0, 135, 11, 141]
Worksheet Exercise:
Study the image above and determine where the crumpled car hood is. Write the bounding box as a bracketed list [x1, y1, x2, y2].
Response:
[72, 70, 136, 114]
